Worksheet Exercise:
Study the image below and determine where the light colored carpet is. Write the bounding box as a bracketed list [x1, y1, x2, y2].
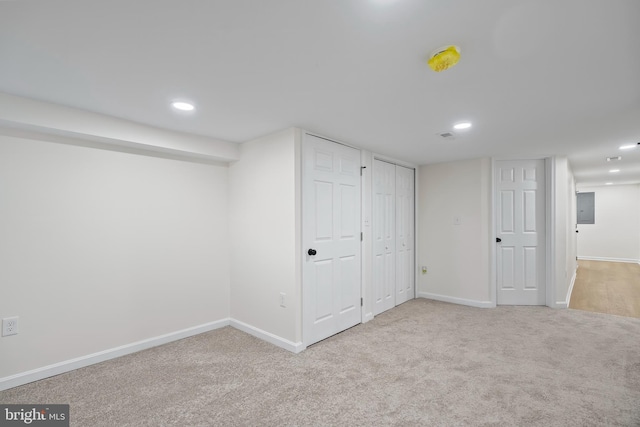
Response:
[1, 299, 639, 426]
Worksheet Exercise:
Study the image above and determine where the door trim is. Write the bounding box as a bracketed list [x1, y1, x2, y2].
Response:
[545, 157, 555, 308]
[490, 157, 555, 307]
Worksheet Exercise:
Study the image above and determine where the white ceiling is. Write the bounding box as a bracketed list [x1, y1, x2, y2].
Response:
[1, 0, 639, 186]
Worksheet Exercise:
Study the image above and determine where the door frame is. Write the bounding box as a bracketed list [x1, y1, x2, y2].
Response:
[490, 157, 556, 307]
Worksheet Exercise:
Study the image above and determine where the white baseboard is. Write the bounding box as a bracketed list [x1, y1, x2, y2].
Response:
[577, 256, 640, 264]
[417, 292, 495, 308]
[0, 318, 231, 392]
[1, 318, 307, 391]
[555, 267, 578, 309]
[230, 319, 305, 354]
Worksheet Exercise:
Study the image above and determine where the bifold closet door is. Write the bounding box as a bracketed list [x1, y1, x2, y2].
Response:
[372, 159, 395, 316]
[373, 160, 415, 315]
[395, 166, 414, 305]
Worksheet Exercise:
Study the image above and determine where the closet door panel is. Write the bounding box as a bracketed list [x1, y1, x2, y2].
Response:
[395, 166, 415, 305]
[372, 159, 395, 315]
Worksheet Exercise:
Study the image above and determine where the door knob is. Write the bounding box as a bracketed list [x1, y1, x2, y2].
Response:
[496, 238, 502, 243]
[308, 248, 317, 256]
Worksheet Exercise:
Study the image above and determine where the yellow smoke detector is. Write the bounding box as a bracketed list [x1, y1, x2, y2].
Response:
[427, 45, 461, 72]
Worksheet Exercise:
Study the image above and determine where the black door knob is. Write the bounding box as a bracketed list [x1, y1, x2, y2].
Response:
[496, 238, 502, 243]
[576, 230, 579, 233]
[308, 249, 317, 256]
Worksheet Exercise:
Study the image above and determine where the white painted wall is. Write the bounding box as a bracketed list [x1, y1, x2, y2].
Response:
[417, 158, 492, 307]
[228, 128, 302, 346]
[0, 133, 230, 379]
[552, 157, 578, 307]
[576, 183, 640, 263]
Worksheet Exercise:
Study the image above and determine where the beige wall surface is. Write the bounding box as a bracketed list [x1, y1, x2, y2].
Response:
[417, 158, 492, 306]
[228, 128, 300, 344]
[576, 183, 640, 262]
[0, 134, 231, 378]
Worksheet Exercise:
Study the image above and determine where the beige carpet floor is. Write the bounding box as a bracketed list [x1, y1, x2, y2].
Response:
[1, 299, 639, 426]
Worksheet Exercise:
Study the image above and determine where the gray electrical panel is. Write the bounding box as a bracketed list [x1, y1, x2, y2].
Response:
[577, 192, 595, 224]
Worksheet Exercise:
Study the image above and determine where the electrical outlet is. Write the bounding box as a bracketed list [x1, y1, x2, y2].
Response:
[279, 292, 286, 308]
[2, 317, 18, 336]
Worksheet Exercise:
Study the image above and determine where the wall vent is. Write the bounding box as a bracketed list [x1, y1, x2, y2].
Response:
[437, 131, 456, 139]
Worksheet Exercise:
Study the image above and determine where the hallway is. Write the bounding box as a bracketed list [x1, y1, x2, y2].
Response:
[570, 260, 640, 318]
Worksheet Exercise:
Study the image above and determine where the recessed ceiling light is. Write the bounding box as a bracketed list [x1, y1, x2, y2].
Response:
[171, 101, 195, 112]
[619, 144, 636, 150]
[609, 169, 620, 173]
[453, 122, 472, 130]
[605, 182, 613, 185]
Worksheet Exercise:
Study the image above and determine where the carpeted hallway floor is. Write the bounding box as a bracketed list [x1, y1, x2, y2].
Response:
[1, 299, 639, 426]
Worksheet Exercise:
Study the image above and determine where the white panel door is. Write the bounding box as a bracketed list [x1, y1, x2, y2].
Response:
[395, 166, 414, 305]
[303, 134, 361, 346]
[496, 159, 546, 305]
[372, 159, 395, 315]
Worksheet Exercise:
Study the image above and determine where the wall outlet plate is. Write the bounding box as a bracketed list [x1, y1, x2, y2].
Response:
[2, 316, 18, 336]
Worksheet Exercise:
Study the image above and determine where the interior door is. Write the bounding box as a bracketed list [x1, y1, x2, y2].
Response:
[496, 159, 546, 305]
[395, 166, 415, 305]
[372, 159, 395, 315]
[303, 134, 361, 345]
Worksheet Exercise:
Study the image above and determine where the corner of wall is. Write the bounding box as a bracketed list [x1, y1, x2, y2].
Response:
[293, 129, 303, 343]
[228, 128, 299, 344]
